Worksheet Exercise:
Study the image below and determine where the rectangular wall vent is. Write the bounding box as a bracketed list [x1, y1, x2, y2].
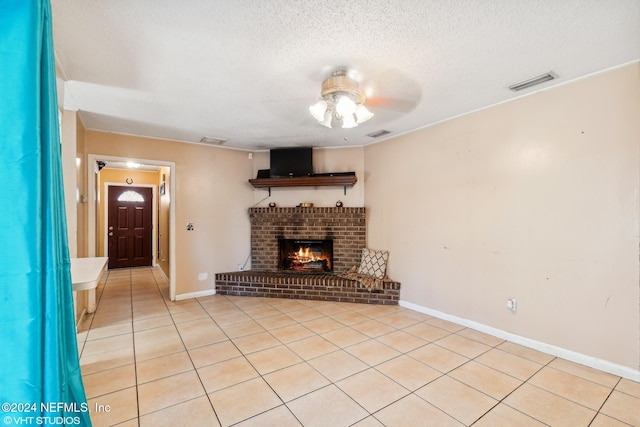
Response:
[509, 72, 556, 92]
[367, 129, 391, 138]
[200, 136, 227, 145]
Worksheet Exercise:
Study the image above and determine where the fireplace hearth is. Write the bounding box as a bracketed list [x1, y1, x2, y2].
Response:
[216, 207, 400, 304]
[279, 239, 333, 272]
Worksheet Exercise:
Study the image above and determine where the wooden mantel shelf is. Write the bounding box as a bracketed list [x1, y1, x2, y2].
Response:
[249, 174, 357, 193]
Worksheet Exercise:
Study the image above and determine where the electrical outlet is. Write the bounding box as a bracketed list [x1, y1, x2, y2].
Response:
[506, 298, 517, 312]
[187, 222, 194, 231]
[238, 264, 244, 271]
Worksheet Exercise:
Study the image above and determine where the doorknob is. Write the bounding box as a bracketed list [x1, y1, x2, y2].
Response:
[109, 226, 113, 231]
[108, 232, 113, 236]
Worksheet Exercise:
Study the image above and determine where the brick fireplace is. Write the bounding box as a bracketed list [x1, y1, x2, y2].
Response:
[249, 207, 365, 273]
[215, 206, 400, 304]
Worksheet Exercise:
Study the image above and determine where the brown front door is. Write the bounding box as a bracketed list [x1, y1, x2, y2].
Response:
[108, 185, 153, 269]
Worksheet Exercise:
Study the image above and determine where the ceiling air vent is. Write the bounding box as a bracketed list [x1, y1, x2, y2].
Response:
[367, 129, 391, 138]
[200, 136, 227, 145]
[508, 72, 556, 92]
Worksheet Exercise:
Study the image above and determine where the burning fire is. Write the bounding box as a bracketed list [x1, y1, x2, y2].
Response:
[296, 246, 320, 263]
[298, 247, 308, 258]
[288, 245, 331, 270]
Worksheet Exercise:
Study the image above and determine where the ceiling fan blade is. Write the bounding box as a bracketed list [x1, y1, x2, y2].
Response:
[358, 67, 422, 114]
[366, 96, 417, 113]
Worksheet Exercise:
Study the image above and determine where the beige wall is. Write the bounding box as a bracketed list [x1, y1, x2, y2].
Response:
[61, 110, 88, 323]
[76, 117, 88, 258]
[61, 110, 78, 258]
[73, 116, 88, 324]
[85, 132, 255, 296]
[158, 166, 171, 278]
[250, 146, 365, 209]
[365, 64, 640, 370]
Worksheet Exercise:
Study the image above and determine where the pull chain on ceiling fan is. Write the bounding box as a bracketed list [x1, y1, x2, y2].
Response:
[309, 70, 374, 129]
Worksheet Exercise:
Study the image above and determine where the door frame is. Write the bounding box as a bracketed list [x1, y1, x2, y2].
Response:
[87, 154, 177, 301]
[104, 182, 157, 268]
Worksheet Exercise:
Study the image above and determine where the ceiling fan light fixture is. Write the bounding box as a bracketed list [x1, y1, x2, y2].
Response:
[355, 104, 373, 123]
[309, 99, 328, 121]
[341, 114, 358, 129]
[335, 95, 356, 117]
[320, 110, 333, 128]
[310, 69, 373, 129]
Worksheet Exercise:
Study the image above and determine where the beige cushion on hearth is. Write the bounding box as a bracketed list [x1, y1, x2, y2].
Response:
[357, 248, 389, 279]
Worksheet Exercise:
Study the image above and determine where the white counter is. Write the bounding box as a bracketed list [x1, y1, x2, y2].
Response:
[71, 257, 108, 314]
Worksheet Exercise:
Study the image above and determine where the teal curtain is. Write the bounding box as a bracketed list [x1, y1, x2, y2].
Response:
[0, 1, 91, 426]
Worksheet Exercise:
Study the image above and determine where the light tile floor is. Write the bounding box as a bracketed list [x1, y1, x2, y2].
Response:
[77, 267, 640, 427]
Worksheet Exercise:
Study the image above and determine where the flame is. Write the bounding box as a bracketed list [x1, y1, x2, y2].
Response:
[296, 246, 315, 262]
[288, 245, 331, 270]
[282, 242, 332, 271]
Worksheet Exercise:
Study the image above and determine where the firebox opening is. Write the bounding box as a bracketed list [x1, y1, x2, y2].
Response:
[278, 239, 333, 272]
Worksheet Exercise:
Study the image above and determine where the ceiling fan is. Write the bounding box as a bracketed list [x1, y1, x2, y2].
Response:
[309, 69, 374, 129]
[308, 68, 421, 129]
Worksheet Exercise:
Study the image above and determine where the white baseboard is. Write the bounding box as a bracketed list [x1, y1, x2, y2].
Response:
[155, 266, 170, 282]
[399, 299, 640, 383]
[175, 289, 216, 301]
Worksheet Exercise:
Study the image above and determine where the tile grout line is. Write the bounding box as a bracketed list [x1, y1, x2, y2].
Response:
[147, 270, 224, 426]
[128, 267, 141, 427]
[209, 296, 404, 425]
[586, 376, 622, 427]
[77, 270, 111, 358]
[235, 300, 377, 427]
[199, 295, 307, 426]
[216, 298, 474, 426]
[241, 299, 437, 426]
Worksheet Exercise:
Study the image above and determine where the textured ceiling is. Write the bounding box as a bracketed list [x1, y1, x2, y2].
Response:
[52, 0, 640, 151]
